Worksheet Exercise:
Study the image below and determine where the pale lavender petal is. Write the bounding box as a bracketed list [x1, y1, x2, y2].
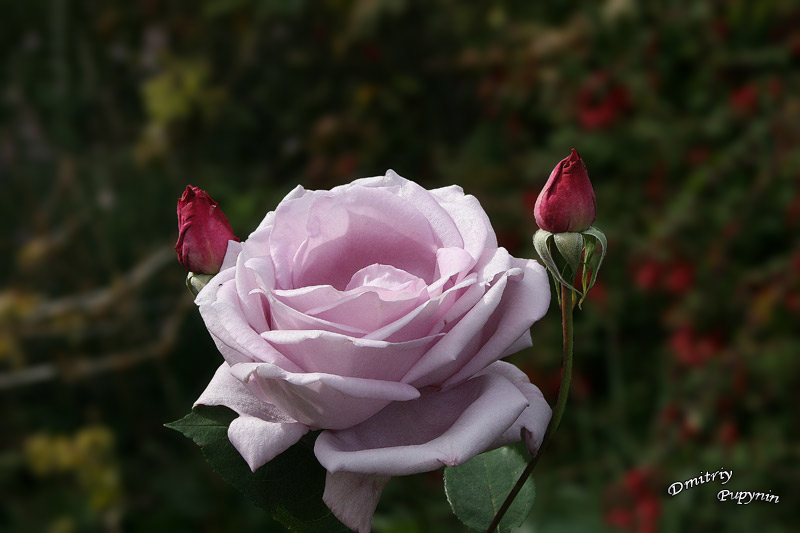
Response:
[194, 364, 309, 472]
[323, 472, 390, 533]
[259, 329, 441, 381]
[442, 257, 550, 386]
[267, 292, 369, 336]
[270, 186, 440, 290]
[382, 170, 464, 249]
[362, 274, 477, 342]
[399, 268, 517, 387]
[268, 188, 317, 289]
[427, 247, 475, 296]
[344, 263, 426, 293]
[228, 416, 308, 472]
[314, 373, 528, 476]
[199, 280, 303, 371]
[306, 265, 430, 332]
[270, 284, 343, 314]
[194, 363, 294, 422]
[235, 250, 271, 332]
[401, 250, 550, 388]
[499, 331, 533, 359]
[429, 184, 497, 262]
[479, 361, 552, 454]
[230, 362, 421, 430]
[219, 240, 243, 273]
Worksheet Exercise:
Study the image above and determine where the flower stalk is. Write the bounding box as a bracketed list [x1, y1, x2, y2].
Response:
[485, 283, 575, 533]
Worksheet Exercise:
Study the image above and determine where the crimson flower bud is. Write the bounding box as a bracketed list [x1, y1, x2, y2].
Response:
[534, 148, 597, 233]
[175, 186, 239, 274]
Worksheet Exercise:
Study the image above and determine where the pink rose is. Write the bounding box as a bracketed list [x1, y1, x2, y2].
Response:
[175, 185, 240, 274]
[194, 171, 552, 532]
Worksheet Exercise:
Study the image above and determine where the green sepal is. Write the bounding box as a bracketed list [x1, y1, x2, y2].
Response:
[576, 226, 607, 308]
[533, 230, 580, 294]
[186, 272, 214, 297]
[553, 232, 584, 273]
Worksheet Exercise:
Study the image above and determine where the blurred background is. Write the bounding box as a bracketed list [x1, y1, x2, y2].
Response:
[2, 0, 799, 531]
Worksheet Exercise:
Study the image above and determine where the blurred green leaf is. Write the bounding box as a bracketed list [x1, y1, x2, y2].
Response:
[444, 445, 535, 532]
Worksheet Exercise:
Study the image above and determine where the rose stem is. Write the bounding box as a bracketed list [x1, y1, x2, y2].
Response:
[485, 282, 575, 533]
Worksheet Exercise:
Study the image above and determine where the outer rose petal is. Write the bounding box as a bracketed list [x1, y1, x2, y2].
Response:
[442, 257, 550, 386]
[323, 472, 390, 533]
[259, 329, 442, 382]
[314, 373, 528, 477]
[401, 248, 549, 388]
[230, 362, 421, 430]
[194, 364, 309, 471]
[479, 361, 552, 454]
[198, 278, 304, 371]
[228, 416, 308, 472]
[429, 183, 497, 263]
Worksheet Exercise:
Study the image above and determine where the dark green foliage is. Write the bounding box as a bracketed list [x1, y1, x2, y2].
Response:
[166, 406, 347, 532]
[444, 445, 535, 532]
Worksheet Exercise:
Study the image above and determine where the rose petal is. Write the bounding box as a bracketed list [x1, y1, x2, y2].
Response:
[429, 247, 475, 292]
[401, 250, 549, 388]
[399, 261, 517, 387]
[355, 171, 464, 250]
[267, 292, 370, 336]
[228, 415, 309, 472]
[235, 251, 271, 332]
[270, 186, 439, 290]
[429, 184, 497, 262]
[362, 274, 478, 342]
[198, 279, 303, 371]
[230, 362, 421, 430]
[194, 364, 309, 472]
[323, 471, 390, 533]
[314, 372, 528, 476]
[442, 257, 550, 386]
[259, 329, 441, 381]
[194, 363, 294, 422]
[479, 361, 552, 454]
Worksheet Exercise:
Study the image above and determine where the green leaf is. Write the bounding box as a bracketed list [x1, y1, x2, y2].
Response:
[166, 406, 348, 532]
[444, 446, 536, 533]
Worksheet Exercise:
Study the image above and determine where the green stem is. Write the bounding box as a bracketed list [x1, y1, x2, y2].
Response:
[485, 283, 575, 533]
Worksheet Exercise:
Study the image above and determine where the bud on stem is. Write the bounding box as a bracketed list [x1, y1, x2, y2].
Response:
[175, 185, 239, 275]
[533, 227, 606, 308]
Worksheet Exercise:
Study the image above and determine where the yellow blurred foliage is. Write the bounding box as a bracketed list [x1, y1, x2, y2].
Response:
[24, 426, 122, 512]
[137, 58, 226, 162]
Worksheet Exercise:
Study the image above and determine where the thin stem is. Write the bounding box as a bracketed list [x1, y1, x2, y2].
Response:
[485, 284, 575, 533]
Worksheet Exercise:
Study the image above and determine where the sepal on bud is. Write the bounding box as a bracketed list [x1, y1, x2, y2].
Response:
[533, 226, 606, 308]
[186, 272, 214, 297]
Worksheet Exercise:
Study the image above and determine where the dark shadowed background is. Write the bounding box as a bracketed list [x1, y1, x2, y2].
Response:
[2, 1, 799, 531]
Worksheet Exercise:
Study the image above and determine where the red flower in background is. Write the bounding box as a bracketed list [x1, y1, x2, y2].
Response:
[669, 325, 723, 367]
[605, 468, 661, 533]
[632, 257, 663, 292]
[577, 73, 630, 130]
[664, 260, 695, 295]
[730, 85, 759, 115]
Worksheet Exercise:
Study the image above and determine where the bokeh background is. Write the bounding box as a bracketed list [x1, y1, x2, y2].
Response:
[2, 1, 799, 531]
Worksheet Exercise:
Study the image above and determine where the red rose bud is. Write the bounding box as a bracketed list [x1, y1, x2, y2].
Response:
[534, 148, 597, 233]
[175, 185, 239, 274]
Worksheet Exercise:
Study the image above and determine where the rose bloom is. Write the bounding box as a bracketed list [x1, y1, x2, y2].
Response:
[193, 171, 552, 531]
